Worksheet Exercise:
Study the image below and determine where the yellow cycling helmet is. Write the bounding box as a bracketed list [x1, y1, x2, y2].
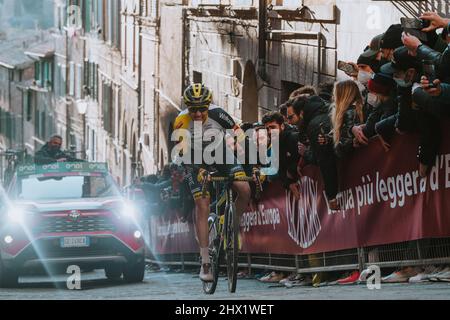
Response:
[183, 83, 213, 108]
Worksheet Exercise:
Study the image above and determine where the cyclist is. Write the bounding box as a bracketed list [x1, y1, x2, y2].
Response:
[173, 84, 251, 283]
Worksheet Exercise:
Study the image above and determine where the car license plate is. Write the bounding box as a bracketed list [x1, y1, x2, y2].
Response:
[60, 236, 90, 248]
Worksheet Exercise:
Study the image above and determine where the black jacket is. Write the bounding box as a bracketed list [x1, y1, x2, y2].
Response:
[300, 96, 339, 199]
[34, 143, 77, 164]
[301, 96, 332, 151]
[278, 126, 301, 188]
[417, 44, 450, 82]
[335, 105, 362, 158]
[363, 95, 397, 139]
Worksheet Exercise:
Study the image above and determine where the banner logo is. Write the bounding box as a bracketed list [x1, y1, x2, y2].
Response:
[286, 176, 321, 248]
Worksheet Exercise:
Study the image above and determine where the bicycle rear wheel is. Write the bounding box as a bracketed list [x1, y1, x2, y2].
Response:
[203, 214, 221, 294]
[224, 203, 239, 293]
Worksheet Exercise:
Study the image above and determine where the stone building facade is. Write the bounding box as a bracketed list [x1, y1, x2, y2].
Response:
[1, 0, 449, 186]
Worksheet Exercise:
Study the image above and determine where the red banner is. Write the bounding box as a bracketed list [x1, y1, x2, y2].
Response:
[149, 124, 450, 255]
[148, 208, 199, 254]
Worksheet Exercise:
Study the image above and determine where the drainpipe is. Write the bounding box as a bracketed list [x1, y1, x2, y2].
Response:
[137, 5, 143, 176]
[65, 21, 71, 149]
[257, 0, 267, 81]
[155, 9, 163, 171]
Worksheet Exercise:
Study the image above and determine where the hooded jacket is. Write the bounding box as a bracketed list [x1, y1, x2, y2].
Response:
[300, 96, 333, 149]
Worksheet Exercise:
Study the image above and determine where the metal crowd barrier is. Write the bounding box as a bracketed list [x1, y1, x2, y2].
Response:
[145, 237, 450, 274]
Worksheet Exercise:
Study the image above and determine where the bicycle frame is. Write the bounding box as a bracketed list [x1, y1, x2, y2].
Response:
[201, 170, 261, 294]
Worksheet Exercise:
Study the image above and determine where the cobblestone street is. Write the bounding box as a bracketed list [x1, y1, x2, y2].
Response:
[0, 269, 449, 300]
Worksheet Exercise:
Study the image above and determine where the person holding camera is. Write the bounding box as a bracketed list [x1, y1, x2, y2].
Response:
[289, 95, 339, 210]
[405, 12, 450, 117]
[354, 73, 397, 151]
[420, 77, 450, 105]
[34, 135, 83, 164]
[262, 112, 304, 200]
[380, 46, 440, 177]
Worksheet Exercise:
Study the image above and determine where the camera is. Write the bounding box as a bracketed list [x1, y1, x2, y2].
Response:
[338, 61, 358, 76]
[401, 18, 431, 42]
[422, 60, 437, 89]
[400, 17, 430, 30]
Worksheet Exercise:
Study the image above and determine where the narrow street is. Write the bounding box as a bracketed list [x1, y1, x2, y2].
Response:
[1, 0, 450, 303]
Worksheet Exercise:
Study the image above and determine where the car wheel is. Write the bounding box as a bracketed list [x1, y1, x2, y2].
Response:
[105, 265, 123, 281]
[123, 258, 145, 283]
[0, 262, 19, 288]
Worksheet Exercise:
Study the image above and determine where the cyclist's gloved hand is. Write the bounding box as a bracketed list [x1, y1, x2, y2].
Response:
[252, 167, 266, 183]
[197, 168, 208, 183]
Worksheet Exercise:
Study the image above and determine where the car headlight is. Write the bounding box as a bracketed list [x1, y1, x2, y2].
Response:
[120, 202, 139, 220]
[6, 206, 26, 225]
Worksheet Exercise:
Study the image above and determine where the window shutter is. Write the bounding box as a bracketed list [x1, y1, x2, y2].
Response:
[76, 64, 83, 99]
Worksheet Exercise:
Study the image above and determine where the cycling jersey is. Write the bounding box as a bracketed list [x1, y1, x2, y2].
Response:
[173, 105, 246, 200]
[173, 105, 240, 151]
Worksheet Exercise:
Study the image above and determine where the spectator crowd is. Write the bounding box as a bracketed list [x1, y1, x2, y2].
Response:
[140, 11, 450, 286]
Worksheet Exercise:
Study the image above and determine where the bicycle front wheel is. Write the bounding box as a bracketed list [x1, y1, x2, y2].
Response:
[224, 203, 239, 293]
[203, 214, 221, 295]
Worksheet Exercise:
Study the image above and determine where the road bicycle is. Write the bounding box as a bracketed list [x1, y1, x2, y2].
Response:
[201, 169, 262, 294]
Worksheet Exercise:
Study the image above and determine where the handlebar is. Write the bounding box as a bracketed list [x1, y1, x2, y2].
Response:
[201, 170, 263, 199]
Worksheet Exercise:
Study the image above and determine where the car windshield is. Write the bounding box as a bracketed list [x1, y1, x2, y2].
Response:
[12, 173, 121, 201]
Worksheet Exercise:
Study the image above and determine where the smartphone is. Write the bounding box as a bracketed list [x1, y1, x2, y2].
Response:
[400, 17, 424, 29]
[338, 61, 358, 75]
[404, 28, 428, 42]
[422, 60, 436, 88]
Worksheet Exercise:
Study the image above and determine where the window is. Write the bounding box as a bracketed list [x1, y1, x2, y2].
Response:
[94, 64, 99, 100]
[88, 127, 97, 161]
[112, 0, 121, 48]
[84, 61, 98, 100]
[14, 174, 120, 201]
[76, 64, 83, 99]
[89, 0, 104, 39]
[113, 87, 117, 138]
[61, 64, 67, 97]
[69, 62, 75, 96]
[35, 62, 41, 86]
[43, 62, 50, 89]
[54, 63, 67, 98]
[54, 63, 61, 97]
[102, 82, 113, 135]
[25, 91, 33, 122]
[84, 0, 92, 33]
[34, 60, 54, 90]
[5, 111, 12, 140]
[150, 0, 158, 18]
[40, 111, 46, 140]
